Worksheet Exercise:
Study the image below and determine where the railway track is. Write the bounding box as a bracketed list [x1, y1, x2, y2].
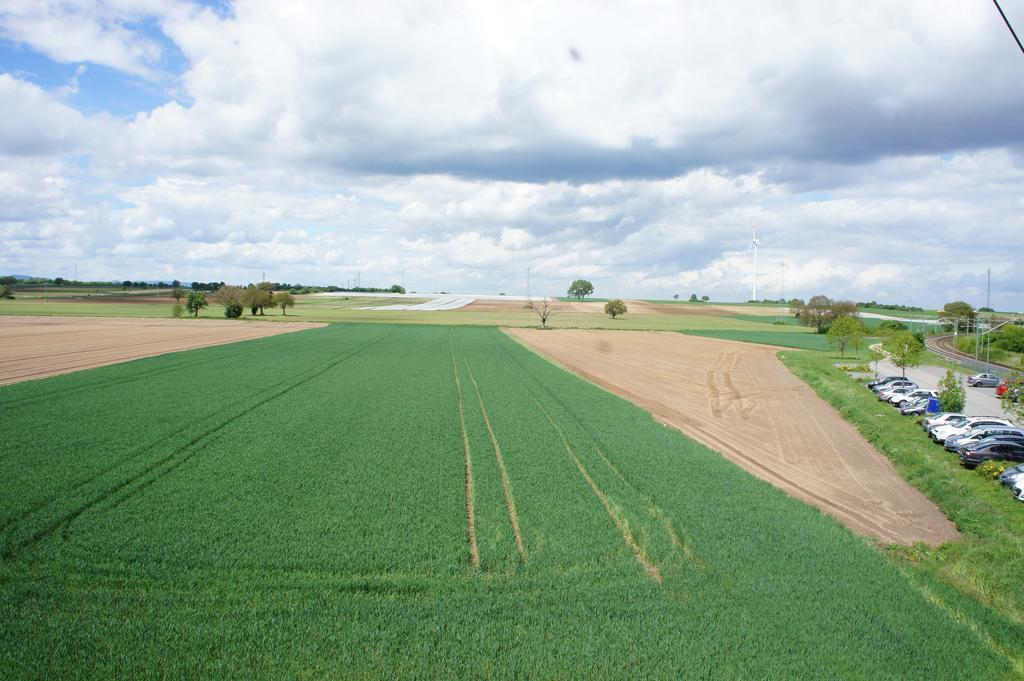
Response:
[926, 334, 1017, 373]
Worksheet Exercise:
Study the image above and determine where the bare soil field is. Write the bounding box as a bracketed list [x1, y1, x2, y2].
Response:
[0, 316, 325, 385]
[506, 328, 958, 546]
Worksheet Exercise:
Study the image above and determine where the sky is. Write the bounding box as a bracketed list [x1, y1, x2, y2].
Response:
[1, 1, 1023, 309]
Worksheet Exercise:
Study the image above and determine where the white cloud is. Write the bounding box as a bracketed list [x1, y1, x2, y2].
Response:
[1, 1, 1023, 308]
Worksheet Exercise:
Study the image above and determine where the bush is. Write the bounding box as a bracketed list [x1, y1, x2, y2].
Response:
[937, 369, 966, 413]
[172, 302, 184, 319]
[977, 460, 1008, 480]
[224, 303, 243, 318]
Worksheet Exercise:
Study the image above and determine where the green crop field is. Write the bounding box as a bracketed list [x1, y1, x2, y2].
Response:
[1, 323, 1021, 678]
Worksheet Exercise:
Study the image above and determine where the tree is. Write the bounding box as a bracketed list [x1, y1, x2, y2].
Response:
[171, 302, 184, 319]
[937, 369, 966, 413]
[701, 295, 709, 302]
[0, 285, 13, 299]
[941, 301, 975, 332]
[389, 284, 406, 294]
[276, 291, 295, 315]
[171, 286, 186, 302]
[186, 291, 207, 317]
[673, 294, 679, 300]
[829, 299, 858, 321]
[869, 348, 885, 378]
[884, 331, 924, 377]
[212, 285, 245, 318]
[53, 277, 64, 286]
[527, 298, 557, 328]
[566, 279, 594, 301]
[826, 316, 866, 358]
[604, 299, 627, 319]
[689, 293, 699, 302]
[800, 295, 833, 333]
[171, 279, 181, 288]
[243, 282, 274, 315]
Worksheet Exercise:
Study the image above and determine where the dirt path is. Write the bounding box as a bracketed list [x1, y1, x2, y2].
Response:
[0, 316, 326, 386]
[506, 328, 959, 547]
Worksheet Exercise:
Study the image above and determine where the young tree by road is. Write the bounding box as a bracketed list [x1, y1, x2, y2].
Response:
[276, 291, 295, 315]
[604, 299, 627, 319]
[566, 279, 594, 301]
[1001, 372, 1024, 423]
[937, 369, 966, 413]
[826, 316, 866, 357]
[171, 286, 185, 302]
[186, 291, 207, 318]
[884, 331, 925, 377]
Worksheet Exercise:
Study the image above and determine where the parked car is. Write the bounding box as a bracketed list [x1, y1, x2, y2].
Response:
[872, 379, 916, 394]
[998, 463, 1024, 488]
[900, 397, 933, 416]
[959, 440, 1024, 468]
[922, 413, 966, 430]
[879, 385, 918, 402]
[947, 428, 1024, 452]
[1014, 483, 1024, 502]
[890, 389, 935, 406]
[868, 375, 904, 390]
[967, 373, 1001, 387]
[930, 416, 1014, 444]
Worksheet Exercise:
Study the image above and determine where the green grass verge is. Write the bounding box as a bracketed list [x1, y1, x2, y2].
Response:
[780, 349, 1024, 629]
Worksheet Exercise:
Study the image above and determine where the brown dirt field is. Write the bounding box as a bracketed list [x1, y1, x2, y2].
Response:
[461, 299, 606, 314]
[623, 301, 787, 317]
[0, 316, 326, 386]
[506, 328, 959, 546]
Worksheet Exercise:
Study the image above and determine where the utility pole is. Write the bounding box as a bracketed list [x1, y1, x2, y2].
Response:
[986, 268, 991, 309]
[526, 267, 531, 300]
[402, 264, 405, 290]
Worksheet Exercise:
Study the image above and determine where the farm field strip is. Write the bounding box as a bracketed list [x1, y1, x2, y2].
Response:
[2, 324, 1023, 678]
[0, 316, 325, 385]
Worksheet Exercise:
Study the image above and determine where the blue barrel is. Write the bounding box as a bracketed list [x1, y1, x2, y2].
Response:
[926, 397, 940, 414]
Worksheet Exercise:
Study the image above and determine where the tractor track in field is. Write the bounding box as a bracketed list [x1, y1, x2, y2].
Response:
[449, 331, 480, 569]
[484, 328, 710, 583]
[490, 330, 711, 577]
[464, 359, 527, 565]
[532, 395, 663, 583]
[1, 327, 401, 559]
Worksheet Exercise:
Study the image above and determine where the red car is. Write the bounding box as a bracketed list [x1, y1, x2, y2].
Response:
[997, 381, 1008, 397]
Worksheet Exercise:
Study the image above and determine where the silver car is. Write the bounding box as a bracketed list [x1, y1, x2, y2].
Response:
[968, 373, 1001, 387]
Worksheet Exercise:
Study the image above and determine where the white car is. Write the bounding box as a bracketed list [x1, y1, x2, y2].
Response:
[878, 385, 918, 402]
[922, 413, 966, 430]
[1014, 482, 1024, 502]
[929, 416, 1014, 444]
[891, 389, 936, 406]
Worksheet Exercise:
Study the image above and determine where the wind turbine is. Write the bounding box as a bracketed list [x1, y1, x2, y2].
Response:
[747, 227, 763, 301]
